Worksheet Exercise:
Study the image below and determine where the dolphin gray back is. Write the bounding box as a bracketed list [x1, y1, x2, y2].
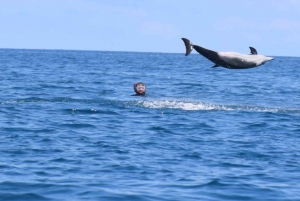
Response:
[192, 45, 231, 67]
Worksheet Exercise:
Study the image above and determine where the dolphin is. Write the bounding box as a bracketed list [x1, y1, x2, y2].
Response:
[181, 38, 274, 69]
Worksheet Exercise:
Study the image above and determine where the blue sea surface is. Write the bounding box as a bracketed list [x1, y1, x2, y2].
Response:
[0, 49, 299, 201]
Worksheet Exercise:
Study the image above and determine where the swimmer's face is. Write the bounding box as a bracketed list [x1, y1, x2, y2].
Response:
[135, 84, 146, 94]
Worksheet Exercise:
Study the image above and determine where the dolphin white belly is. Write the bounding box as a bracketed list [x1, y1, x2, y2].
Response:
[218, 52, 273, 68]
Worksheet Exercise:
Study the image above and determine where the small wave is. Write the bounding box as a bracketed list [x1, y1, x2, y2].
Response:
[3, 97, 91, 103]
[0, 193, 52, 201]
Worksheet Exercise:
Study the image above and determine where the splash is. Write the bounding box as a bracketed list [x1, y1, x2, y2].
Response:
[137, 99, 300, 114]
[139, 100, 228, 111]
[2, 97, 299, 114]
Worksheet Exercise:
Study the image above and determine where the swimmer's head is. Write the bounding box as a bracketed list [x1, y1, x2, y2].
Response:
[134, 82, 146, 95]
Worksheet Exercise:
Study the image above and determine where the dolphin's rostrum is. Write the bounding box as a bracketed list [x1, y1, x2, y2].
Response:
[181, 38, 273, 69]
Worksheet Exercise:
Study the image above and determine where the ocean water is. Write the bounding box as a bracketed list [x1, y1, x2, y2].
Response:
[0, 48, 299, 201]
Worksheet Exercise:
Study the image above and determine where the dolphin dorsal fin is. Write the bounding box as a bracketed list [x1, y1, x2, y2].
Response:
[249, 47, 257, 55]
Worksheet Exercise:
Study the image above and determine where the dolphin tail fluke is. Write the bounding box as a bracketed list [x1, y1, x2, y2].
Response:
[181, 38, 193, 56]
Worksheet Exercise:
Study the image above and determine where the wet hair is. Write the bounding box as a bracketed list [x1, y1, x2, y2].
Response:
[134, 82, 146, 95]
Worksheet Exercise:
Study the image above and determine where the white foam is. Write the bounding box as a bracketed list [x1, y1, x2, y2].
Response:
[140, 100, 224, 111]
[138, 99, 299, 114]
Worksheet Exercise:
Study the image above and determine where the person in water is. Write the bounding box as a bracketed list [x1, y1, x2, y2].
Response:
[132, 82, 146, 96]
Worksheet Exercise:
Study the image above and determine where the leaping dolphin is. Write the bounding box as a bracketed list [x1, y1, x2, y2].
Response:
[181, 38, 274, 69]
